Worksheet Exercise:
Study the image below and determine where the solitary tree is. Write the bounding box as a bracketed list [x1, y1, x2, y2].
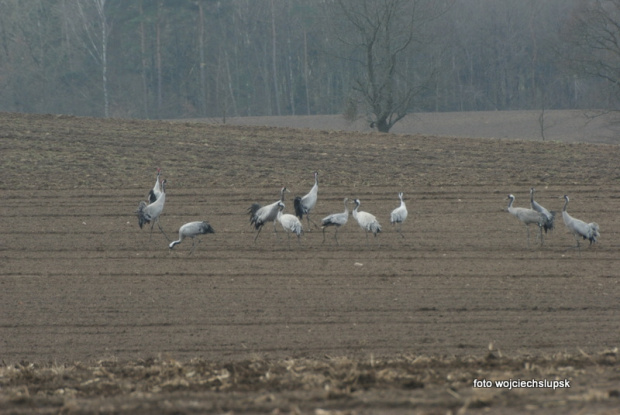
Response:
[334, 0, 451, 132]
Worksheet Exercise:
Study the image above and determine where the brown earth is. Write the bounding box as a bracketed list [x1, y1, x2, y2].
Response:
[1, 111, 620, 413]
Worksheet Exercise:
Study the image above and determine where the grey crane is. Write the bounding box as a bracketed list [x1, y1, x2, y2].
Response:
[390, 192, 408, 238]
[506, 194, 545, 247]
[530, 187, 555, 234]
[248, 187, 289, 242]
[561, 195, 600, 250]
[148, 167, 162, 203]
[276, 202, 303, 244]
[169, 221, 215, 254]
[320, 197, 350, 244]
[136, 179, 170, 241]
[294, 171, 319, 229]
[352, 199, 382, 240]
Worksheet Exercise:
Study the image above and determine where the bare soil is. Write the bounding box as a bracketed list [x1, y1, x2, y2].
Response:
[1, 111, 620, 414]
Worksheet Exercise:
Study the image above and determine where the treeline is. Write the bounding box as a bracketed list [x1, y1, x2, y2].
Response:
[0, 0, 614, 119]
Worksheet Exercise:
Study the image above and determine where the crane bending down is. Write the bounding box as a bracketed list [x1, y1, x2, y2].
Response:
[390, 192, 408, 238]
[506, 194, 545, 247]
[321, 198, 350, 244]
[169, 221, 215, 254]
[562, 195, 600, 250]
[530, 187, 555, 234]
[248, 187, 289, 242]
[276, 202, 303, 244]
[148, 167, 162, 203]
[352, 199, 382, 241]
[136, 179, 170, 241]
[294, 171, 319, 229]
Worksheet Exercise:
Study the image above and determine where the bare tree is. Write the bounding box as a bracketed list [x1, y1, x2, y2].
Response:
[563, 0, 620, 107]
[333, 0, 451, 133]
[73, 0, 111, 117]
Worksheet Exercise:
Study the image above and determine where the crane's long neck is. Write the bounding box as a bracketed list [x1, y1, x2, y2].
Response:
[507, 197, 514, 209]
[156, 182, 166, 205]
[309, 175, 318, 195]
[530, 189, 534, 204]
[563, 197, 569, 212]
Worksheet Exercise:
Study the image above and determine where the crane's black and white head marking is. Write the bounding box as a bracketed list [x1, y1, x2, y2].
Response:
[277, 201, 285, 211]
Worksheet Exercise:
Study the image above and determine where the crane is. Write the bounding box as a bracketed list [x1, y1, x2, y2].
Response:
[390, 192, 408, 238]
[276, 202, 303, 244]
[169, 221, 215, 254]
[352, 199, 382, 241]
[248, 187, 289, 242]
[561, 195, 600, 250]
[148, 167, 162, 204]
[294, 171, 319, 229]
[320, 198, 350, 244]
[506, 194, 545, 247]
[530, 187, 555, 234]
[136, 179, 170, 241]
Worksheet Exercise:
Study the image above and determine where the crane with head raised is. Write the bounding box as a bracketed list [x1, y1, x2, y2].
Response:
[530, 187, 555, 234]
[136, 179, 170, 241]
[294, 171, 319, 230]
[390, 192, 408, 238]
[506, 194, 545, 247]
[561, 195, 600, 250]
[148, 167, 162, 204]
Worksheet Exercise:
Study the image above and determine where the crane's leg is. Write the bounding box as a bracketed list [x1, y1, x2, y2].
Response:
[321, 227, 327, 244]
[189, 238, 201, 255]
[253, 226, 263, 243]
[525, 226, 530, 247]
[397, 222, 405, 238]
[307, 215, 319, 230]
[373, 229, 382, 248]
[272, 220, 280, 240]
[565, 235, 582, 255]
[156, 220, 171, 242]
[539, 225, 544, 246]
[334, 228, 340, 245]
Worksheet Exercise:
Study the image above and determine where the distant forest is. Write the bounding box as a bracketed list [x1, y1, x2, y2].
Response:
[1, 0, 619, 121]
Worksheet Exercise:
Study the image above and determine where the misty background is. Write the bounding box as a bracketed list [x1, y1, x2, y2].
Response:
[1, 0, 619, 127]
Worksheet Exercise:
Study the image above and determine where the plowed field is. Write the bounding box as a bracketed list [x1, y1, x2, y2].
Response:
[1, 112, 619, 414]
